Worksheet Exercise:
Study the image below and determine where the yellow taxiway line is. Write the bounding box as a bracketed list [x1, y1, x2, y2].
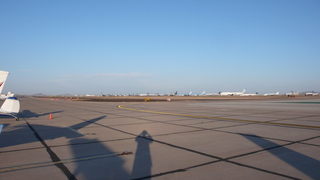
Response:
[118, 104, 320, 129]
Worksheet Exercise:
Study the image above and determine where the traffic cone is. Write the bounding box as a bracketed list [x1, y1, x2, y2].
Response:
[49, 113, 53, 119]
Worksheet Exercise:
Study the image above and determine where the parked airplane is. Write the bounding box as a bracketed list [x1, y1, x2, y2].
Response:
[286, 91, 299, 96]
[85, 94, 96, 97]
[0, 70, 15, 99]
[305, 92, 319, 96]
[0, 97, 20, 120]
[178, 91, 192, 96]
[190, 91, 206, 96]
[240, 92, 258, 96]
[205, 92, 221, 96]
[166, 91, 178, 96]
[157, 91, 178, 96]
[263, 92, 280, 96]
[220, 89, 246, 96]
[137, 92, 149, 96]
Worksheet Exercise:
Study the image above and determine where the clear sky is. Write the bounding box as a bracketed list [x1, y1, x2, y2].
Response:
[1, 0, 319, 95]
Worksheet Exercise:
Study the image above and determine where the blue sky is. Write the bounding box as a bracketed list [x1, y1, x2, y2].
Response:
[1, 1, 319, 95]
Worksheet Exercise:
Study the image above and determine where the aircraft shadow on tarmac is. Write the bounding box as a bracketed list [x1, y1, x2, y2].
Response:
[19, 110, 64, 118]
[242, 134, 320, 179]
[0, 116, 106, 149]
[0, 114, 153, 179]
[0, 110, 63, 120]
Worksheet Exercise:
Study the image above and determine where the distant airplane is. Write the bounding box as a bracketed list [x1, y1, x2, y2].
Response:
[305, 92, 319, 96]
[164, 91, 178, 96]
[171, 91, 178, 96]
[0, 97, 20, 120]
[220, 89, 246, 96]
[84, 94, 96, 97]
[0, 70, 15, 99]
[178, 91, 192, 96]
[286, 91, 299, 96]
[240, 92, 258, 96]
[138, 92, 150, 96]
[157, 91, 178, 96]
[190, 91, 206, 96]
[263, 92, 280, 96]
[205, 91, 221, 96]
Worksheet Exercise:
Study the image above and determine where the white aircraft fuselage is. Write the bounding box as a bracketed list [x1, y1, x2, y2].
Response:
[220, 89, 246, 96]
[264, 92, 280, 96]
[240, 92, 258, 96]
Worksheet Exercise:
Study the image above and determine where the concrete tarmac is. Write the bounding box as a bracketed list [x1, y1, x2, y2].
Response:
[0, 97, 319, 179]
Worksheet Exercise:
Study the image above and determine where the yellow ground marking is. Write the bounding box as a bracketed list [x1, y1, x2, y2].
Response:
[117, 104, 320, 129]
[0, 151, 132, 173]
